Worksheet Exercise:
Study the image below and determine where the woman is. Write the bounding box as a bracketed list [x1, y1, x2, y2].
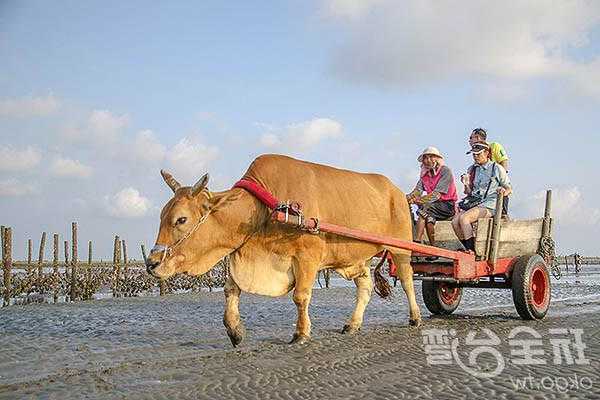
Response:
[452, 142, 511, 252]
[407, 146, 458, 247]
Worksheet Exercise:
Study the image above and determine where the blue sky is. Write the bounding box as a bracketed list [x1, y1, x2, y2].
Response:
[1, 0, 599, 259]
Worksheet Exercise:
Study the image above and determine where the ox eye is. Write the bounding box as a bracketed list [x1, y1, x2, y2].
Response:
[176, 217, 187, 225]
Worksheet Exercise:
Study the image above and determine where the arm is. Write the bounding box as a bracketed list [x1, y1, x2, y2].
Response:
[500, 159, 509, 172]
[495, 164, 512, 196]
[406, 180, 424, 204]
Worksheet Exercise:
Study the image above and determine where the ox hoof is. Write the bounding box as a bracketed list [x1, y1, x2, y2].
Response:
[409, 318, 422, 327]
[289, 333, 311, 345]
[341, 324, 360, 335]
[226, 325, 246, 348]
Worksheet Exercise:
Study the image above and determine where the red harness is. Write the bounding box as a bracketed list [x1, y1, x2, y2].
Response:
[232, 179, 279, 209]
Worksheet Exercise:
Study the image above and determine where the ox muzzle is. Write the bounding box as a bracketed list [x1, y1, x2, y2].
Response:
[145, 244, 170, 275]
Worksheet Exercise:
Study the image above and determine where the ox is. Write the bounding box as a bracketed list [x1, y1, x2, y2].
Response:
[146, 154, 421, 346]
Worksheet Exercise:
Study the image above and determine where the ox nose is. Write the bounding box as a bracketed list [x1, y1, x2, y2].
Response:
[145, 259, 160, 274]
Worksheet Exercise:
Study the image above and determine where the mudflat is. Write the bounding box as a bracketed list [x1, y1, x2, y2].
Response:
[1, 274, 599, 399]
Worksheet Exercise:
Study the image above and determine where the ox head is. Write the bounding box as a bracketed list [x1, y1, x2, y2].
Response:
[145, 170, 232, 279]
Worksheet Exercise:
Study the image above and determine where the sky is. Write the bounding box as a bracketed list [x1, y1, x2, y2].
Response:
[1, 0, 599, 260]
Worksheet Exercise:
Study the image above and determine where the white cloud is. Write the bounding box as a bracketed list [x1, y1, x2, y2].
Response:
[165, 137, 219, 183]
[0, 145, 42, 171]
[0, 179, 36, 197]
[131, 130, 167, 163]
[259, 133, 282, 148]
[321, 0, 600, 98]
[0, 94, 61, 117]
[525, 187, 600, 226]
[50, 157, 93, 178]
[259, 118, 344, 150]
[88, 109, 129, 143]
[104, 187, 152, 218]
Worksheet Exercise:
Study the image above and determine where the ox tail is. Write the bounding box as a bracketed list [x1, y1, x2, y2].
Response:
[373, 250, 392, 299]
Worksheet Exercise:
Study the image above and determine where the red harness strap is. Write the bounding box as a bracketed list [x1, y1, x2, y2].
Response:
[233, 179, 280, 210]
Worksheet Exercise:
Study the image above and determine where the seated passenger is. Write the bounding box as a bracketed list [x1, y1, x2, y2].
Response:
[406, 147, 458, 247]
[452, 142, 512, 252]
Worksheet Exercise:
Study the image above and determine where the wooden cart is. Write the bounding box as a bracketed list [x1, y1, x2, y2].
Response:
[272, 190, 554, 320]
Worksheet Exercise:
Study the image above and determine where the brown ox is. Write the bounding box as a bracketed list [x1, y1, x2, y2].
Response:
[146, 154, 421, 345]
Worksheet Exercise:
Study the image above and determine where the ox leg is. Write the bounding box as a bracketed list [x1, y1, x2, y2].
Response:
[391, 253, 422, 327]
[290, 262, 318, 345]
[342, 263, 372, 334]
[223, 275, 245, 347]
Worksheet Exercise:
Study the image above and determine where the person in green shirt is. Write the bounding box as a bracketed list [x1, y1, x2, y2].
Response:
[468, 128, 510, 216]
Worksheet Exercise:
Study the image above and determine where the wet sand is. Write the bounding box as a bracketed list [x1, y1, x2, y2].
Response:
[1, 273, 600, 399]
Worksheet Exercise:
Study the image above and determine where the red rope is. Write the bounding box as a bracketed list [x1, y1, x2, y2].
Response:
[232, 179, 279, 210]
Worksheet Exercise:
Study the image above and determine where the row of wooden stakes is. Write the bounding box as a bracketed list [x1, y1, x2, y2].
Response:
[0, 222, 175, 307]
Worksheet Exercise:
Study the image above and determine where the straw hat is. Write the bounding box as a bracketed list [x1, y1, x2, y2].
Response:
[417, 146, 444, 162]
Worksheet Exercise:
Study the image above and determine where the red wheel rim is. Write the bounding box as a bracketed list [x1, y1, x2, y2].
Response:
[530, 265, 549, 309]
[439, 284, 460, 305]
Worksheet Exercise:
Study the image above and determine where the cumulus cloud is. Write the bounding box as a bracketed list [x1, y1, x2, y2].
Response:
[524, 187, 600, 226]
[0, 145, 42, 171]
[0, 179, 36, 197]
[0, 94, 61, 117]
[321, 0, 600, 98]
[88, 109, 129, 143]
[50, 157, 93, 178]
[165, 137, 219, 183]
[259, 118, 343, 150]
[131, 130, 167, 163]
[104, 187, 152, 218]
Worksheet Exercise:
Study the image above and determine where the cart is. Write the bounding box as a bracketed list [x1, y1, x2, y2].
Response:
[271, 190, 555, 320]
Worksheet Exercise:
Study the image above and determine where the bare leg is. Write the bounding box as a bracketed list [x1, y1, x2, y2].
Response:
[459, 207, 491, 239]
[290, 260, 318, 344]
[452, 212, 464, 240]
[342, 263, 373, 334]
[415, 217, 426, 242]
[391, 252, 421, 326]
[425, 222, 436, 245]
[223, 275, 245, 347]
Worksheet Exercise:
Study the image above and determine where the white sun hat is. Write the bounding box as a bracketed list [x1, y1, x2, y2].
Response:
[417, 146, 444, 162]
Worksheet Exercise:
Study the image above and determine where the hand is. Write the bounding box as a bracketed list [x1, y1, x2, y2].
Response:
[460, 174, 470, 186]
[497, 187, 510, 196]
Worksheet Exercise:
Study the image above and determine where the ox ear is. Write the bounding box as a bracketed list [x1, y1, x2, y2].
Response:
[191, 173, 210, 197]
[161, 170, 181, 193]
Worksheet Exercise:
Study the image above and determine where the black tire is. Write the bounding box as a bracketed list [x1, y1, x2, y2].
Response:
[422, 280, 463, 315]
[511, 254, 551, 320]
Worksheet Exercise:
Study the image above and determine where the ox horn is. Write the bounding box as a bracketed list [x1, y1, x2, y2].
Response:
[191, 173, 210, 196]
[160, 169, 181, 193]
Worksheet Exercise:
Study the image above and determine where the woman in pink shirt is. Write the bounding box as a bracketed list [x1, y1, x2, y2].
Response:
[406, 147, 458, 247]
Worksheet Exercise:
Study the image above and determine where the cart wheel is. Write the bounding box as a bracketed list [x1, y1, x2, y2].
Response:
[422, 280, 462, 315]
[511, 254, 551, 320]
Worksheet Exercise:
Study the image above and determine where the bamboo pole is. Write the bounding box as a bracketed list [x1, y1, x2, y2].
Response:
[53, 234, 59, 303]
[0, 225, 4, 248]
[113, 235, 121, 298]
[38, 231, 46, 277]
[70, 222, 78, 301]
[87, 240, 92, 281]
[64, 240, 69, 301]
[2, 227, 12, 306]
[27, 239, 32, 274]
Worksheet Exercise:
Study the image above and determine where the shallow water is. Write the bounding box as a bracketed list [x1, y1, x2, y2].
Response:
[1, 267, 599, 399]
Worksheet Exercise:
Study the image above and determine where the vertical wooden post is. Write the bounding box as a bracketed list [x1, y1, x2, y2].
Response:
[488, 193, 504, 268]
[27, 239, 33, 274]
[70, 222, 78, 301]
[2, 227, 12, 306]
[140, 244, 147, 264]
[53, 234, 59, 303]
[87, 240, 93, 281]
[541, 190, 552, 238]
[38, 231, 46, 277]
[113, 235, 121, 298]
[64, 240, 69, 301]
[0, 225, 4, 248]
